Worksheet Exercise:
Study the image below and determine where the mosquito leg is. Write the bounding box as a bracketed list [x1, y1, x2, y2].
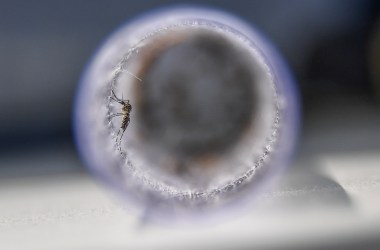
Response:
[125, 70, 143, 82]
[109, 113, 123, 119]
[119, 128, 126, 141]
[110, 90, 123, 103]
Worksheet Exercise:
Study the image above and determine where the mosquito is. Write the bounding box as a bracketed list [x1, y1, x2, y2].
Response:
[109, 71, 141, 149]
[109, 90, 132, 147]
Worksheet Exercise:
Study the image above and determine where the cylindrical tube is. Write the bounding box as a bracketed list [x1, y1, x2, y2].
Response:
[74, 7, 299, 222]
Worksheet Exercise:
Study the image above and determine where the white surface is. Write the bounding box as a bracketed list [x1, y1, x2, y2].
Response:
[1, 150, 380, 250]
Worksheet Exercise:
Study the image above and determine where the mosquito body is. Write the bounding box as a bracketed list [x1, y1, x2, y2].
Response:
[110, 90, 132, 147]
[109, 71, 141, 149]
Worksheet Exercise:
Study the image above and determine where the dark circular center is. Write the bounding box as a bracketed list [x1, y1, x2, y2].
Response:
[137, 32, 256, 158]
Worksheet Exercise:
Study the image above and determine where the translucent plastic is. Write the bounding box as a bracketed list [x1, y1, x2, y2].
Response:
[74, 7, 299, 222]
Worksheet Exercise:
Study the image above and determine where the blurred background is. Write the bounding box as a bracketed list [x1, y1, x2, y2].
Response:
[1, 0, 380, 249]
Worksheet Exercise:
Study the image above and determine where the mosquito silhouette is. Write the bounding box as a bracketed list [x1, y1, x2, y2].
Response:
[109, 72, 142, 149]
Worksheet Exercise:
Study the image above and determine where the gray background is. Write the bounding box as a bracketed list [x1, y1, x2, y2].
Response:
[0, 0, 376, 156]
